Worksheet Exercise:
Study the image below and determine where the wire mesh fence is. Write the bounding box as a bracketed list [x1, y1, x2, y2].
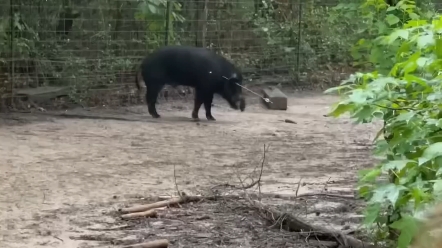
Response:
[0, 0, 394, 110]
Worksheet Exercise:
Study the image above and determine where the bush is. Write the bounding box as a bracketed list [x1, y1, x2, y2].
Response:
[325, 1, 442, 247]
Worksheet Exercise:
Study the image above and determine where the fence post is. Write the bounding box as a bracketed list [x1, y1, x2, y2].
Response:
[164, 0, 172, 46]
[295, 0, 303, 85]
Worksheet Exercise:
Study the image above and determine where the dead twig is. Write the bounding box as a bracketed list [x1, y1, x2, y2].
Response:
[173, 164, 181, 197]
[53, 236, 63, 242]
[295, 178, 302, 197]
[211, 181, 258, 190]
[257, 144, 269, 199]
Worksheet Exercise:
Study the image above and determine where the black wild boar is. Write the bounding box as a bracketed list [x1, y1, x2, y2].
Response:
[135, 46, 246, 121]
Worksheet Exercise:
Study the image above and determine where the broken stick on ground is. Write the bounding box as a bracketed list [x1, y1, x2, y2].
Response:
[120, 209, 158, 219]
[123, 239, 170, 248]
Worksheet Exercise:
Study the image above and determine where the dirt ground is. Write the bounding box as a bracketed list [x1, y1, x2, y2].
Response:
[0, 90, 380, 248]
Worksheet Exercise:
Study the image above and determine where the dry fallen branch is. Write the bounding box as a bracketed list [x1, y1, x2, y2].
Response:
[118, 193, 369, 247]
[119, 195, 205, 214]
[247, 198, 374, 248]
[118, 142, 362, 247]
[123, 239, 169, 248]
[294, 193, 355, 200]
[121, 209, 158, 220]
[211, 181, 258, 190]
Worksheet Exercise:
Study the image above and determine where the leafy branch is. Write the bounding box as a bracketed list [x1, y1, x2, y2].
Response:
[325, 1, 442, 248]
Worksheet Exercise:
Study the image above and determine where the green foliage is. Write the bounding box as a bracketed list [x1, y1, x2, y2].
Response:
[325, 0, 442, 247]
[0, 0, 437, 107]
[135, 0, 185, 48]
[250, 0, 355, 75]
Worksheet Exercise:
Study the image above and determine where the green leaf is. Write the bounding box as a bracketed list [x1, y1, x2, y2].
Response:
[390, 215, 419, 248]
[404, 19, 427, 28]
[371, 183, 407, 205]
[435, 36, 442, 59]
[432, 180, 442, 193]
[358, 185, 373, 199]
[409, 13, 420, 20]
[363, 203, 381, 225]
[386, 6, 397, 12]
[416, 57, 430, 67]
[348, 90, 371, 104]
[395, 112, 415, 122]
[327, 103, 352, 118]
[351, 105, 376, 123]
[404, 74, 427, 87]
[417, 33, 434, 49]
[388, 29, 409, 43]
[386, 14, 401, 26]
[360, 168, 381, 182]
[147, 4, 156, 14]
[427, 92, 442, 101]
[410, 187, 428, 208]
[418, 157, 431, 166]
[382, 159, 416, 171]
[422, 142, 442, 160]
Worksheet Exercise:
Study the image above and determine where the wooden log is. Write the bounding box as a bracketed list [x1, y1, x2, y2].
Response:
[121, 209, 158, 219]
[118, 195, 204, 214]
[262, 87, 288, 110]
[123, 239, 169, 248]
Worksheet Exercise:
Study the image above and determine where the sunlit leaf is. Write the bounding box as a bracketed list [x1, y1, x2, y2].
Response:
[327, 103, 352, 117]
[423, 142, 442, 160]
[360, 168, 382, 183]
[417, 33, 435, 49]
[432, 180, 442, 193]
[389, 29, 409, 43]
[386, 14, 401, 26]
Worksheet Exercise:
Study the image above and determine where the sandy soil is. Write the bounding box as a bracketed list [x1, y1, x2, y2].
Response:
[0, 91, 380, 248]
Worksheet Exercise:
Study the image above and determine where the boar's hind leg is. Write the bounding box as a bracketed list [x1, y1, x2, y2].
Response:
[192, 89, 205, 120]
[203, 94, 215, 121]
[145, 83, 163, 118]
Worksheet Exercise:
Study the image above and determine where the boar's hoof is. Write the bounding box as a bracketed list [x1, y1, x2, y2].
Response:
[206, 115, 216, 121]
[239, 99, 246, 112]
